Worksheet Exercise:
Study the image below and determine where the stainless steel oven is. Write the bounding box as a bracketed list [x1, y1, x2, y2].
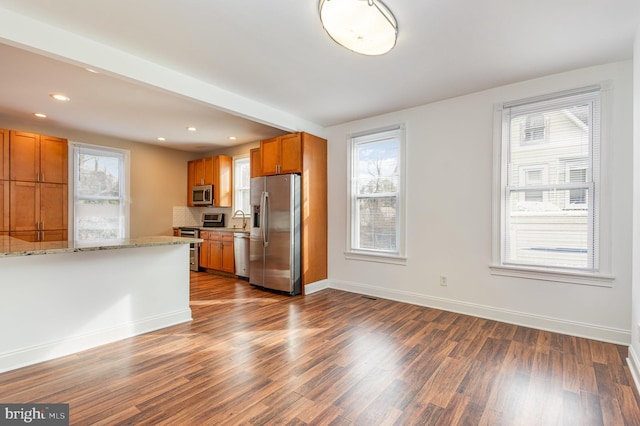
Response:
[178, 227, 200, 271]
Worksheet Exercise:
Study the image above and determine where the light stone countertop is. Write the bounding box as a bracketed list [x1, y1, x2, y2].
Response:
[0, 235, 203, 258]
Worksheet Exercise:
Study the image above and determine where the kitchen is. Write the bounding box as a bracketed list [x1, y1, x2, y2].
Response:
[174, 131, 327, 295]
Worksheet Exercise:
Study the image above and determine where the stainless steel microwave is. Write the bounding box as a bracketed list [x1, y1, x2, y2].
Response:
[192, 185, 213, 206]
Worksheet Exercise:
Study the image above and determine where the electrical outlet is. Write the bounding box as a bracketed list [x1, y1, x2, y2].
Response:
[439, 275, 448, 286]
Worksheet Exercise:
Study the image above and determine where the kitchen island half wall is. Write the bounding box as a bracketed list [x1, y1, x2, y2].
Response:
[0, 236, 200, 373]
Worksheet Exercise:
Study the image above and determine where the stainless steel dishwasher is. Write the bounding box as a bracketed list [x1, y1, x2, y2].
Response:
[234, 232, 250, 279]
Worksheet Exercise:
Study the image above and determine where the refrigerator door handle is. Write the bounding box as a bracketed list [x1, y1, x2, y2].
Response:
[263, 191, 270, 247]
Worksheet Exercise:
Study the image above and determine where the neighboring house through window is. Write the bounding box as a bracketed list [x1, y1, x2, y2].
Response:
[72, 143, 129, 241]
[347, 125, 406, 263]
[492, 86, 612, 285]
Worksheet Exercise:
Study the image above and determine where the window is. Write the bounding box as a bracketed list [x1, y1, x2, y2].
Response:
[519, 166, 547, 203]
[233, 156, 250, 216]
[521, 113, 548, 144]
[347, 126, 406, 263]
[73, 143, 129, 241]
[493, 87, 604, 277]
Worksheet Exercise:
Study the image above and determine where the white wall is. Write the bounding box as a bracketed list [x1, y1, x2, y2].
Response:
[325, 61, 633, 344]
[629, 26, 640, 383]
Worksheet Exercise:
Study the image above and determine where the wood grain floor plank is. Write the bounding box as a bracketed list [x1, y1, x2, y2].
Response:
[0, 271, 638, 425]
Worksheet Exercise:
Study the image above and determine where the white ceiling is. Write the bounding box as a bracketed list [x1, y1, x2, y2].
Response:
[0, 0, 638, 152]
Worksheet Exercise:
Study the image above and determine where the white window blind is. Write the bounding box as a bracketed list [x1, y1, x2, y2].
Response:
[500, 87, 600, 271]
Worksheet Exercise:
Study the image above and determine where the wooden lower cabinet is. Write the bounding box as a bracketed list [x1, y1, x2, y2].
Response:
[199, 231, 234, 274]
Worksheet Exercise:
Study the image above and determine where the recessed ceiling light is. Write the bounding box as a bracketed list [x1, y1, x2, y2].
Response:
[50, 93, 70, 102]
[157, 137, 166, 141]
[33, 113, 47, 118]
[187, 126, 197, 132]
[229, 136, 237, 140]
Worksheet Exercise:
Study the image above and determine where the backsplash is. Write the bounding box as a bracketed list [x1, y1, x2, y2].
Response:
[173, 206, 246, 228]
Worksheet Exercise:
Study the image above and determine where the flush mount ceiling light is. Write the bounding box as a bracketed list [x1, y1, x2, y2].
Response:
[319, 0, 398, 56]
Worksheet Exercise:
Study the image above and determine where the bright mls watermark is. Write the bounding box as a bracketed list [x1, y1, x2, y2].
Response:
[0, 404, 68, 425]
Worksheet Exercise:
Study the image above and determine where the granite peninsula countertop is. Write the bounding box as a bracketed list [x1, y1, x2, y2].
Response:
[0, 235, 203, 258]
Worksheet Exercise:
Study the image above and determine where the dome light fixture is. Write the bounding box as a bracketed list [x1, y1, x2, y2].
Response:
[318, 0, 398, 56]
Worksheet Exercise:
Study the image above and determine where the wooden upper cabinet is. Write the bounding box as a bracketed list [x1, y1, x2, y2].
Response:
[0, 129, 8, 181]
[280, 133, 302, 174]
[214, 155, 232, 207]
[9, 131, 39, 182]
[0, 181, 8, 231]
[9, 131, 68, 183]
[260, 137, 280, 175]
[186, 155, 232, 207]
[187, 160, 195, 206]
[261, 133, 302, 175]
[40, 135, 68, 184]
[250, 148, 261, 178]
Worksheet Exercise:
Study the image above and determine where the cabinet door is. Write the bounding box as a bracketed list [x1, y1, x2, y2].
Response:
[280, 133, 302, 174]
[187, 160, 196, 206]
[0, 129, 8, 181]
[260, 137, 280, 176]
[10, 181, 39, 231]
[0, 181, 8, 231]
[199, 231, 209, 268]
[10, 131, 39, 182]
[203, 156, 214, 185]
[194, 158, 206, 186]
[221, 235, 235, 273]
[40, 183, 68, 231]
[250, 148, 262, 178]
[208, 236, 222, 270]
[214, 155, 232, 207]
[40, 135, 68, 184]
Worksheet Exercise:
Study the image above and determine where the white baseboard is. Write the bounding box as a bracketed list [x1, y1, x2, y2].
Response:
[628, 346, 640, 393]
[0, 309, 192, 373]
[325, 279, 630, 345]
[304, 279, 331, 294]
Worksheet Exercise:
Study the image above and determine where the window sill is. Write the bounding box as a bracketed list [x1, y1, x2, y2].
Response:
[345, 251, 407, 265]
[489, 264, 614, 287]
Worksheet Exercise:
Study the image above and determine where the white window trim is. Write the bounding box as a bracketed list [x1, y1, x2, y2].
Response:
[345, 124, 407, 264]
[69, 142, 130, 240]
[491, 84, 614, 287]
[232, 154, 250, 217]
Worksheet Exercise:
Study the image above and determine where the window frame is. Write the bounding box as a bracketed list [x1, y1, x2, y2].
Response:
[70, 142, 130, 241]
[232, 155, 251, 218]
[491, 85, 614, 286]
[345, 124, 407, 265]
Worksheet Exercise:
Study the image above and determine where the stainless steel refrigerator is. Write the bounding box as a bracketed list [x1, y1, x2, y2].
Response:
[249, 174, 301, 295]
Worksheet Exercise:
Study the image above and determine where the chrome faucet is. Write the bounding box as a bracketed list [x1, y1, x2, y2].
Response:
[234, 210, 247, 229]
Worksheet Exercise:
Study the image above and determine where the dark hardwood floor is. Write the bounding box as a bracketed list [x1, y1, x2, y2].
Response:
[1, 271, 640, 425]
